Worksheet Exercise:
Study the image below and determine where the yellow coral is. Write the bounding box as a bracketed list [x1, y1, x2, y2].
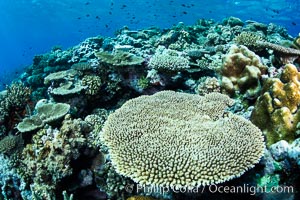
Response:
[251, 64, 300, 147]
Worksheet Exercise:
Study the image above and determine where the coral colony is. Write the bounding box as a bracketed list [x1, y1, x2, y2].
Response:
[0, 17, 300, 199]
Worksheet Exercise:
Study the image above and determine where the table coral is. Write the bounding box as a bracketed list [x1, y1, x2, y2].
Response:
[95, 51, 144, 67]
[17, 102, 70, 133]
[221, 44, 267, 99]
[101, 91, 265, 188]
[251, 64, 300, 147]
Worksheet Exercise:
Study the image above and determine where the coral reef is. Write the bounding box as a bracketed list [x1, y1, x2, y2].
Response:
[220, 44, 267, 99]
[2, 17, 300, 199]
[101, 91, 265, 188]
[95, 159, 134, 200]
[251, 63, 300, 147]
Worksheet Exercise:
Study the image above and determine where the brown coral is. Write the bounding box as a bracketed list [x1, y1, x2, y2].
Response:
[251, 63, 300, 147]
[101, 91, 265, 188]
[221, 44, 267, 98]
[81, 75, 102, 95]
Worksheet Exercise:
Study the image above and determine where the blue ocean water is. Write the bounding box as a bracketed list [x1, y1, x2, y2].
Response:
[0, 0, 299, 90]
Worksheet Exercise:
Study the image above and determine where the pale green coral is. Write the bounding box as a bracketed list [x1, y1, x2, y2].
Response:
[95, 51, 144, 67]
[44, 70, 78, 85]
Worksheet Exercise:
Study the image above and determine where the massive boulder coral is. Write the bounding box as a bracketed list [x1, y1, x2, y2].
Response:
[220, 44, 267, 99]
[101, 91, 265, 188]
[251, 64, 300, 147]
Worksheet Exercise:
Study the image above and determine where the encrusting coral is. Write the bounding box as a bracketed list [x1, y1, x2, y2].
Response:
[251, 63, 300, 147]
[220, 44, 267, 99]
[101, 91, 265, 188]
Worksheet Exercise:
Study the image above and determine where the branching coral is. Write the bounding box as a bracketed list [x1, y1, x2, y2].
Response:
[101, 91, 265, 188]
[251, 64, 300, 147]
[0, 134, 24, 155]
[196, 77, 221, 95]
[81, 75, 102, 95]
[0, 82, 31, 135]
[148, 48, 190, 71]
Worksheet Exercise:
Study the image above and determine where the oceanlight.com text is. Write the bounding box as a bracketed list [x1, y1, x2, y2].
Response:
[125, 184, 294, 196]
